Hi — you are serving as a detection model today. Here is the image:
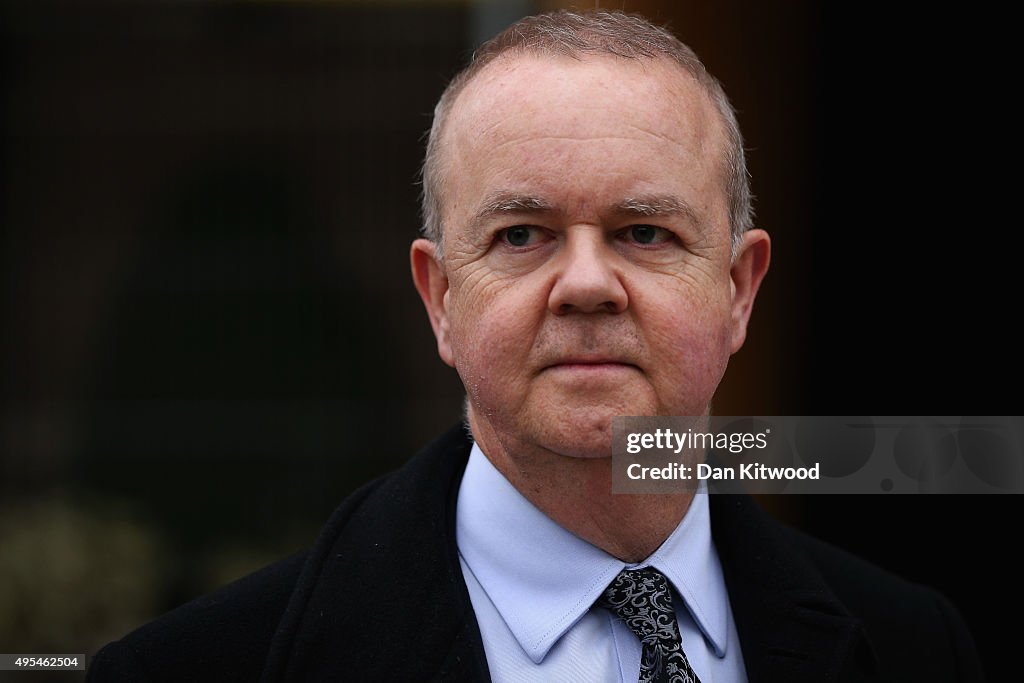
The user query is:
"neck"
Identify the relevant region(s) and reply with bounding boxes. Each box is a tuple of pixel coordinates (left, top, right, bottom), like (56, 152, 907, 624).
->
(469, 415, 694, 563)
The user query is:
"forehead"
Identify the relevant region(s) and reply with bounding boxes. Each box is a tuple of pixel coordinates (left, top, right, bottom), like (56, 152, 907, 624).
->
(454, 53, 719, 142)
(442, 53, 728, 221)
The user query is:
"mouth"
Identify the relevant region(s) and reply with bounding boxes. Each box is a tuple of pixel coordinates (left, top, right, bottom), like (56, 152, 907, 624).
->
(542, 358, 640, 373)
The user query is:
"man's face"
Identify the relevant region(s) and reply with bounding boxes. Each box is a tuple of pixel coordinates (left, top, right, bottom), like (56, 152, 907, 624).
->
(413, 54, 768, 459)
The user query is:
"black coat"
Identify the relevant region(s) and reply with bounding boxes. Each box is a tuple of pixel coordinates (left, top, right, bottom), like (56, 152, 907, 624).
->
(87, 424, 985, 682)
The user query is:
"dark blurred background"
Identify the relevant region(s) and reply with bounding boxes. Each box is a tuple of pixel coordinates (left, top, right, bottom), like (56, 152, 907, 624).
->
(0, 0, 1016, 680)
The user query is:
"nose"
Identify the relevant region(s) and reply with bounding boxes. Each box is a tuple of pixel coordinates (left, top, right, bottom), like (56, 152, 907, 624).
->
(548, 229, 628, 315)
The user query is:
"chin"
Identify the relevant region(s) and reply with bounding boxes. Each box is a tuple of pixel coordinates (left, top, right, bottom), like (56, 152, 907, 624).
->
(529, 406, 628, 459)
(540, 433, 613, 459)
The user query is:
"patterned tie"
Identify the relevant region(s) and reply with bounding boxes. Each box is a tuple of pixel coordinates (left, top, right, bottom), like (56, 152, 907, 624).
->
(598, 567, 702, 683)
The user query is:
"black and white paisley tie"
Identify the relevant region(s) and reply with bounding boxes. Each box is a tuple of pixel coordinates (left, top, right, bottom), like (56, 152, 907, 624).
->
(598, 567, 702, 683)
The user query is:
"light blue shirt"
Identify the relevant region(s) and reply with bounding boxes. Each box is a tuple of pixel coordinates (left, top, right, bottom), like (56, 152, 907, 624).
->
(456, 442, 748, 683)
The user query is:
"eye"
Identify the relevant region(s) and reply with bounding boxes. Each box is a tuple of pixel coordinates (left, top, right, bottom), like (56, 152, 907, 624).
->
(625, 225, 673, 245)
(501, 226, 541, 247)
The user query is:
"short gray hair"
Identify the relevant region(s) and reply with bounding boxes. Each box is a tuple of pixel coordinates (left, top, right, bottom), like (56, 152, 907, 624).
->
(420, 10, 754, 259)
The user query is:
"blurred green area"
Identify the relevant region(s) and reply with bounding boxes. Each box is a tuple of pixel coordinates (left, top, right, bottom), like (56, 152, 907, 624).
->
(0, 496, 164, 654)
(0, 494, 301, 657)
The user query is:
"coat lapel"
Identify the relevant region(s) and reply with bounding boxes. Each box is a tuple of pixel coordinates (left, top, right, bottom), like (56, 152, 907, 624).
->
(262, 424, 490, 682)
(710, 494, 879, 682)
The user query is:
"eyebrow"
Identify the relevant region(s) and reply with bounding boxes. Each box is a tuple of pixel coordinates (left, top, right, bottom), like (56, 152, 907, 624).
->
(470, 191, 702, 232)
(615, 195, 700, 226)
(473, 192, 556, 224)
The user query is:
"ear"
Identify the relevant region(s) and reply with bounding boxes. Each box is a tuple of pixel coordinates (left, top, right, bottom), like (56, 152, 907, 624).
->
(411, 239, 455, 367)
(728, 229, 771, 353)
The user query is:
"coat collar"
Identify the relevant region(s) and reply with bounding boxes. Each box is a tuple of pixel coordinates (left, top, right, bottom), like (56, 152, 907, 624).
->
(710, 494, 879, 682)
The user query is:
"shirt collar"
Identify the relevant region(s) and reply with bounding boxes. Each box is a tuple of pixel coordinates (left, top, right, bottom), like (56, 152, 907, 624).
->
(456, 442, 730, 664)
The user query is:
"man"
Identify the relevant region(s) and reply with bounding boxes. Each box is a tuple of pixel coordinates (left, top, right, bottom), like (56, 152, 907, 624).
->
(88, 10, 984, 682)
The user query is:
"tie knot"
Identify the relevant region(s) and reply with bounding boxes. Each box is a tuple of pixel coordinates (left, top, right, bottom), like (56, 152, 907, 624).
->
(597, 567, 678, 645)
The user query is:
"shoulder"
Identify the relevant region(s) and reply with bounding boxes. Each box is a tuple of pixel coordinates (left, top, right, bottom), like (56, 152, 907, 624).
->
(87, 551, 307, 682)
(86, 424, 476, 682)
(709, 494, 985, 682)
(85, 463, 398, 682)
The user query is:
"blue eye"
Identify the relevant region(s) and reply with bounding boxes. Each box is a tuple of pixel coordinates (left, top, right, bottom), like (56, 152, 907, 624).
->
(631, 226, 657, 244)
(504, 227, 534, 246)
(628, 225, 671, 245)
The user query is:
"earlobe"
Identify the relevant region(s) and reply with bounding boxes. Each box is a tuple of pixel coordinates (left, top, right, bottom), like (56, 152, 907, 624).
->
(410, 239, 456, 367)
(728, 229, 771, 353)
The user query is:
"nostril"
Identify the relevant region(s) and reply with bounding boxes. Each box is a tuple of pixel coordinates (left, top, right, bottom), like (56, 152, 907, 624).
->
(556, 300, 623, 315)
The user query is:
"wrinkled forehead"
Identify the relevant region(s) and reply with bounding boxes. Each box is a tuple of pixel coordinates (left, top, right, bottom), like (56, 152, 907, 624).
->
(442, 52, 729, 181)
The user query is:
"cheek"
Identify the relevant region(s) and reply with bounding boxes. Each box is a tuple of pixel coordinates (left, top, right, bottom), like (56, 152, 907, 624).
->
(446, 282, 544, 403)
(642, 293, 734, 411)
